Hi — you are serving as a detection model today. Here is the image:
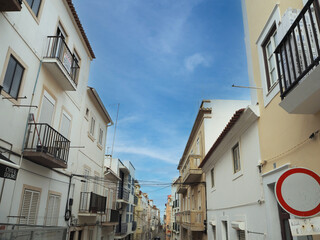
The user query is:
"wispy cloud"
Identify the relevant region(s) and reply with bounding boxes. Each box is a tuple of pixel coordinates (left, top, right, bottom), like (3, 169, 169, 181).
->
(184, 53, 211, 72)
(115, 145, 178, 164)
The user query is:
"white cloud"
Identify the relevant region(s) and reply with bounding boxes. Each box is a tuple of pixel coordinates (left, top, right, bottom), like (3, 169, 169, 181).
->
(184, 53, 210, 72)
(115, 145, 178, 165)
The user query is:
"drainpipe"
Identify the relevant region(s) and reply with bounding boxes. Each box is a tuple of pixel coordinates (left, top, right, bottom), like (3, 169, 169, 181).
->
(7, 60, 42, 224)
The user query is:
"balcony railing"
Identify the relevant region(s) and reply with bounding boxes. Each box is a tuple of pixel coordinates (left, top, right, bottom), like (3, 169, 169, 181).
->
(0, 0, 22, 11)
(132, 221, 137, 231)
(79, 192, 106, 214)
(115, 223, 128, 235)
(43, 36, 79, 91)
(275, 0, 320, 100)
(181, 155, 202, 184)
(23, 123, 70, 168)
(180, 210, 204, 231)
(102, 209, 120, 224)
(117, 185, 130, 202)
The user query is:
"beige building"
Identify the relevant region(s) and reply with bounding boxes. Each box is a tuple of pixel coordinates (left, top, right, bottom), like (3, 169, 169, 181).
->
(133, 182, 148, 240)
(176, 99, 249, 240)
(241, 0, 320, 239)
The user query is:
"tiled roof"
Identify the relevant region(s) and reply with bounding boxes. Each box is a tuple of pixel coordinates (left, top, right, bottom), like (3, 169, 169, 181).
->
(199, 108, 245, 168)
(66, 0, 95, 59)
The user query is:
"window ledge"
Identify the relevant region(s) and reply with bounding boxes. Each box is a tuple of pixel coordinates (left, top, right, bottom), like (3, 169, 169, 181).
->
(1, 90, 19, 105)
(97, 143, 103, 150)
(23, 0, 40, 25)
(87, 132, 95, 142)
(232, 171, 243, 181)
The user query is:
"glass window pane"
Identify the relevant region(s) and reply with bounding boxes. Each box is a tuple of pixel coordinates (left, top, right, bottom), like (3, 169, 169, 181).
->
(10, 63, 23, 99)
(3, 57, 17, 93)
(26, 0, 33, 7)
(31, 0, 41, 16)
(267, 41, 273, 57)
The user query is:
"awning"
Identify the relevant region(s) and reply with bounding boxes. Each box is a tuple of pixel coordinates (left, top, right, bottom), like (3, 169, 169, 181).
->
(0, 153, 19, 180)
(231, 221, 246, 230)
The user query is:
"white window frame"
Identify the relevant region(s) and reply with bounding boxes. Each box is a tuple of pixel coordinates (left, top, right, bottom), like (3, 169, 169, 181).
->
(45, 192, 61, 226)
(256, 5, 281, 107)
(89, 116, 96, 137)
(19, 187, 41, 225)
(98, 126, 104, 146)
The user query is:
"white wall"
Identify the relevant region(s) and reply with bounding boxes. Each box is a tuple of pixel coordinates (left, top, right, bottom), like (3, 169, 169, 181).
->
(204, 118, 267, 240)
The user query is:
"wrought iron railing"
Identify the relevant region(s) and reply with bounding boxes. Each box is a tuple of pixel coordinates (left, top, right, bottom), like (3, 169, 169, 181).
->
(115, 223, 128, 235)
(275, 0, 320, 99)
(79, 192, 106, 213)
(44, 36, 80, 84)
(117, 185, 130, 202)
(0, 223, 67, 240)
(24, 123, 70, 164)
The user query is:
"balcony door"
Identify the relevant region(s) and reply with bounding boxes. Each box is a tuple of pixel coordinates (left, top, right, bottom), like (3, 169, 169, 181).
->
(55, 25, 66, 59)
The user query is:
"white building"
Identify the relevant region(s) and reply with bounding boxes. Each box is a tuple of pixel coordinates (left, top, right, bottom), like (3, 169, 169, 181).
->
(0, 1, 115, 239)
(114, 160, 136, 240)
(199, 106, 268, 240)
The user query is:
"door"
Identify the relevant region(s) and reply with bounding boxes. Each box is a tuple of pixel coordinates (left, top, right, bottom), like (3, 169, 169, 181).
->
(277, 204, 292, 240)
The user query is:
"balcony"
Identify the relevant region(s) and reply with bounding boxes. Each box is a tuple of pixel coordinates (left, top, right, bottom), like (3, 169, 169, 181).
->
(23, 123, 70, 169)
(43, 36, 79, 91)
(0, 0, 22, 11)
(180, 210, 205, 231)
(181, 155, 202, 184)
(102, 209, 120, 226)
(176, 177, 187, 194)
(117, 185, 129, 203)
(132, 221, 137, 231)
(115, 223, 128, 236)
(275, 0, 320, 114)
(79, 192, 107, 215)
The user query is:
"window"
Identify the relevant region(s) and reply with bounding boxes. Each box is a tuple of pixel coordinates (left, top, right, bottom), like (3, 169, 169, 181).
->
(222, 221, 229, 240)
(19, 188, 40, 225)
(25, 0, 42, 16)
(45, 193, 61, 226)
(85, 108, 89, 118)
(90, 117, 95, 136)
(39, 90, 55, 125)
(3, 55, 24, 99)
(98, 127, 103, 145)
(60, 111, 71, 138)
(262, 24, 278, 91)
(211, 167, 215, 188)
(232, 143, 241, 173)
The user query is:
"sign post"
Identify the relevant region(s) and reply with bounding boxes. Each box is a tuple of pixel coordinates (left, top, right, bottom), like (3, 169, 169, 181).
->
(275, 168, 320, 236)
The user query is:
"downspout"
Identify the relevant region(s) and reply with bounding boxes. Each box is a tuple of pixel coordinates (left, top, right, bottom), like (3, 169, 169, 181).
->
(7, 60, 42, 223)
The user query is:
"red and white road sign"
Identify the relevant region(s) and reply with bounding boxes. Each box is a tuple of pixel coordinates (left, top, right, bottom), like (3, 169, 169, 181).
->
(275, 168, 320, 218)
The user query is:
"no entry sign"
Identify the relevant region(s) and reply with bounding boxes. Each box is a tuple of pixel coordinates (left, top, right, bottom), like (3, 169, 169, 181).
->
(275, 168, 320, 218)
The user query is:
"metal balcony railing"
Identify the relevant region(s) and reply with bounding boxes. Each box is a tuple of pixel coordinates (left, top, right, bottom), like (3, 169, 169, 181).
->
(45, 36, 80, 85)
(275, 0, 320, 99)
(117, 185, 129, 202)
(0, 224, 66, 240)
(115, 223, 128, 235)
(79, 192, 107, 213)
(24, 123, 70, 167)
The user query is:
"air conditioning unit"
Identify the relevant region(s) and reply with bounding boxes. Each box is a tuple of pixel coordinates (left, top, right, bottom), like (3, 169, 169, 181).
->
(116, 202, 122, 209)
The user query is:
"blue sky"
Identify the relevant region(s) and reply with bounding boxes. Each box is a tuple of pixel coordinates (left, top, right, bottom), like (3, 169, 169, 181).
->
(73, 0, 250, 215)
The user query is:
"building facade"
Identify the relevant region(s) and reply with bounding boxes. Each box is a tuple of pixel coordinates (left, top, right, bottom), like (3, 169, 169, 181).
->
(200, 106, 268, 240)
(241, 0, 320, 239)
(176, 99, 249, 240)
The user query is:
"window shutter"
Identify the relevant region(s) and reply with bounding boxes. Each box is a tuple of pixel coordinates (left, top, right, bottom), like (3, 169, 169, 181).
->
(60, 112, 71, 138)
(239, 230, 246, 240)
(39, 94, 55, 125)
(46, 194, 61, 226)
(20, 189, 40, 225)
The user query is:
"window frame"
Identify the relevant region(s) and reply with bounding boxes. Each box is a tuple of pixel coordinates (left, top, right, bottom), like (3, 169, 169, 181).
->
(45, 191, 61, 226)
(23, 0, 44, 23)
(2, 54, 25, 100)
(89, 116, 96, 137)
(18, 185, 41, 225)
(232, 143, 241, 174)
(262, 24, 278, 91)
(210, 167, 215, 188)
